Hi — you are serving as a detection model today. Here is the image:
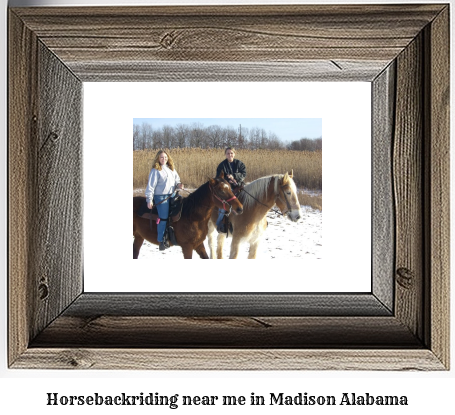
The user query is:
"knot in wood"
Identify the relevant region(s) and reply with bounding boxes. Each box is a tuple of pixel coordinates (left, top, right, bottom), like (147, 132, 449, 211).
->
(396, 267, 414, 289)
(48, 131, 60, 142)
(38, 282, 49, 300)
(160, 31, 179, 49)
(60, 350, 94, 369)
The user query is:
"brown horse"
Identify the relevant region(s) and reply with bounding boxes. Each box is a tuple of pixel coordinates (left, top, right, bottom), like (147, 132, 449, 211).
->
(207, 172, 301, 259)
(133, 172, 243, 259)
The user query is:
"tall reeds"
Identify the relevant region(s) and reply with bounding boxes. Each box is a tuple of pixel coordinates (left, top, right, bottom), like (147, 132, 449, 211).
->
(133, 148, 322, 209)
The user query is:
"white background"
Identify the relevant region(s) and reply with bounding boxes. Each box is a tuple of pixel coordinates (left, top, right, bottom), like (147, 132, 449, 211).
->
(84, 82, 371, 292)
(1, 0, 454, 414)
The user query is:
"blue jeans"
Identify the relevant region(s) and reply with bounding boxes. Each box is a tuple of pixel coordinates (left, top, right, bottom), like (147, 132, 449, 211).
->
(216, 208, 226, 228)
(154, 193, 172, 242)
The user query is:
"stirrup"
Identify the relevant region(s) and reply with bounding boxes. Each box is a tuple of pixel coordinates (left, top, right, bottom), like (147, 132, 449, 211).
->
(217, 223, 227, 234)
(168, 225, 178, 245)
(159, 241, 169, 251)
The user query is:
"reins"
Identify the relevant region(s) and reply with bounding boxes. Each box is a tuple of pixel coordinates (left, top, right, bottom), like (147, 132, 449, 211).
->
(241, 187, 285, 217)
(176, 177, 292, 218)
(241, 177, 293, 217)
(209, 183, 237, 215)
(178, 183, 237, 213)
(153, 194, 173, 207)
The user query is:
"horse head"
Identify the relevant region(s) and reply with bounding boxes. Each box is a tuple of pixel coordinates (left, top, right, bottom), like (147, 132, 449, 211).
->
(209, 173, 244, 215)
(275, 170, 301, 222)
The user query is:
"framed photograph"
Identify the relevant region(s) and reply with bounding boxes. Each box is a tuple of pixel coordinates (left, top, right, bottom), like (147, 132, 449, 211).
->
(85, 83, 370, 293)
(8, 4, 449, 370)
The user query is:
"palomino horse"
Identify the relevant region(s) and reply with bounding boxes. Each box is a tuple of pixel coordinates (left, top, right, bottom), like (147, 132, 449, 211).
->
(133, 172, 243, 259)
(207, 171, 301, 259)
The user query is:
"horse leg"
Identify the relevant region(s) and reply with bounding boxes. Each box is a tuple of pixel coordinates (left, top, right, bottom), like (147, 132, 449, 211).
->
(207, 220, 217, 259)
(229, 235, 241, 259)
(216, 233, 226, 259)
(133, 235, 144, 259)
(247, 241, 260, 259)
(247, 220, 266, 259)
(181, 244, 193, 259)
(195, 243, 209, 259)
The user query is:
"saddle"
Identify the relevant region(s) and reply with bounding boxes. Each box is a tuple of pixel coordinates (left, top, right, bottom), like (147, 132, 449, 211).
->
(138, 193, 183, 222)
(137, 194, 184, 246)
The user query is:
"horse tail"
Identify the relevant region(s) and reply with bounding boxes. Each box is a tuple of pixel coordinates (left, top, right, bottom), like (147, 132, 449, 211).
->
(133, 196, 144, 214)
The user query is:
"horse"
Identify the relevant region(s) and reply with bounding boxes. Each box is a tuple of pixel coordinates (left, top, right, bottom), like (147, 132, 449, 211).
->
(207, 171, 301, 259)
(133, 172, 243, 259)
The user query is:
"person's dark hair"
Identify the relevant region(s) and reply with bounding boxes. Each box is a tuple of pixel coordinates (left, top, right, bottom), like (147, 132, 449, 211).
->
(225, 147, 235, 154)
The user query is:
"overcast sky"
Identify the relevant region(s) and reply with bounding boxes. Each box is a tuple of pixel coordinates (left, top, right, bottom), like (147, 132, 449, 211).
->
(133, 118, 322, 143)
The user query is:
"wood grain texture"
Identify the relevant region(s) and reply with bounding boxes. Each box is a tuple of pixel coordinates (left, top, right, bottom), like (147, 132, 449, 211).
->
(393, 34, 424, 340)
(372, 63, 395, 312)
(33, 42, 83, 338)
(424, 6, 450, 369)
(8, 11, 39, 366)
(70, 61, 388, 82)
(9, 10, 84, 365)
(11, 5, 445, 82)
(31, 316, 421, 349)
(61, 293, 392, 317)
(8, 4, 450, 370)
(13, 349, 445, 371)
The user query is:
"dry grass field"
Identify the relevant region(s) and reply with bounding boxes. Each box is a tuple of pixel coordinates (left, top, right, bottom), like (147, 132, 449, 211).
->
(133, 148, 322, 209)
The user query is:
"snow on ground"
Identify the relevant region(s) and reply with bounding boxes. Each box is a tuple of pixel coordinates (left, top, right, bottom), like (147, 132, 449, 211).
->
(135, 205, 322, 260)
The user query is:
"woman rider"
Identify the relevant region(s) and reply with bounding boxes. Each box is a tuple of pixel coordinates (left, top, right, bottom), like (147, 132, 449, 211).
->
(215, 147, 246, 233)
(145, 150, 184, 250)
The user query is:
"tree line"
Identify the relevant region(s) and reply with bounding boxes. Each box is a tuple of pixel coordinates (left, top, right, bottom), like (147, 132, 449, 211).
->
(133, 122, 322, 152)
(287, 137, 322, 152)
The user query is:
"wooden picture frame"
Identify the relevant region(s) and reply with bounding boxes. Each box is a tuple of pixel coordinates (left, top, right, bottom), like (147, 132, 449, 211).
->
(8, 4, 449, 370)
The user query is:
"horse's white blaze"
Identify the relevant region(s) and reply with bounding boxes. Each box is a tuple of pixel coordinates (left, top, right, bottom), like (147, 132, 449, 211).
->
(289, 178, 298, 195)
(285, 178, 302, 222)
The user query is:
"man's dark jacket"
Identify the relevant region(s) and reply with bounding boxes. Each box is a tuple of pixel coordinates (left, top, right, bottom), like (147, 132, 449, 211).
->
(216, 159, 246, 187)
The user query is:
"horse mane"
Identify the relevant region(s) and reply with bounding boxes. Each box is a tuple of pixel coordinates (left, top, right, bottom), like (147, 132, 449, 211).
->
(181, 181, 210, 216)
(239, 174, 284, 209)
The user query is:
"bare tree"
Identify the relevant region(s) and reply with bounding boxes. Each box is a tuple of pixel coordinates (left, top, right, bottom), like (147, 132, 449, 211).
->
(162, 125, 175, 148)
(224, 126, 237, 148)
(189, 123, 205, 147)
(133, 124, 140, 150)
(268, 131, 283, 150)
(206, 125, 224, 148)
(288, 137, 322, 151)
(238, 124, 248, 149)
(175, 124, 189, 148)
(249, 127, 262, 150)
(139, 122, 153, 150)
(260, 128, 269, 149)
(132, 121, 318, 151)
(152, 129, 163, 149)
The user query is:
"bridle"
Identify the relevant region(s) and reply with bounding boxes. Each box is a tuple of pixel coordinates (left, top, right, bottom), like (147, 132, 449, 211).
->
(275, 183, 293, 215)
(241, 176, 294, 217)
(209, 182, 237, 215)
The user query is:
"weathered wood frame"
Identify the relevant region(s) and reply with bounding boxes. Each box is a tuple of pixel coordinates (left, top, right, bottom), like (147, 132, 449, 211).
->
(8, 5, 449, 370)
